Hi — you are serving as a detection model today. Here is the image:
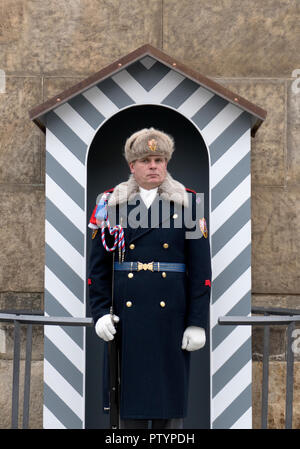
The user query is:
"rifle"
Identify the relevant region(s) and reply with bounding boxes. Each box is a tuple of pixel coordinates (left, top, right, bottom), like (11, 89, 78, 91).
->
(108, 251, 120, 429)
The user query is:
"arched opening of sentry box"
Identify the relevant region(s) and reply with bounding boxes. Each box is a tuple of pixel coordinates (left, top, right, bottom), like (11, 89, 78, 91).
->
(85, 103, 210, 429)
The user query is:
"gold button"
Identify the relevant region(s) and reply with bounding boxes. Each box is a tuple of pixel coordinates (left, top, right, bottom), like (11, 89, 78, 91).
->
(126, 301, 132, 307)
(173, 213, 178, 219)
(160, 301, 166, 308)
(162, 272, 167, 278)
(129, 244, 135, 250)
(163, 243, 169, 249)
(128, 272, 134, 278)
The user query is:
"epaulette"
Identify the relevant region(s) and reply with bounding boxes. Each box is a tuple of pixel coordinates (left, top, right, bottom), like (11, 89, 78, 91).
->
(185, 187, 197, 195)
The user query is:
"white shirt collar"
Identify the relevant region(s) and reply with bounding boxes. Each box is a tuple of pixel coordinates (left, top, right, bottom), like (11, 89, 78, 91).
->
(139, 186, 158, 209)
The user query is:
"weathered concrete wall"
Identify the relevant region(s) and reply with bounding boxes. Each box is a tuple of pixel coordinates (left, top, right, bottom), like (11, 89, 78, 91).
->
(0, 0, 299, 428)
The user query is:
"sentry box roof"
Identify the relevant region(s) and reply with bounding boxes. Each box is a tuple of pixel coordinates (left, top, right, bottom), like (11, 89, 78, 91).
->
(28, 43, 267, 136)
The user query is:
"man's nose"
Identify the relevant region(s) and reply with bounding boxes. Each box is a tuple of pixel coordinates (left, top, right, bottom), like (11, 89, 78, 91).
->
(149, 160, 157, 168)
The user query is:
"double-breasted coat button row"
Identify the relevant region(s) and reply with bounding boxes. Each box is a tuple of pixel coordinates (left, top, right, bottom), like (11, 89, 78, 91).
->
(128, 271, 167, 278)
(129, 242, 169, 249)
(125, 300, 166, 308)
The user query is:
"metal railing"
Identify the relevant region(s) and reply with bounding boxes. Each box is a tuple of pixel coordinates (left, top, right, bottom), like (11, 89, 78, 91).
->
(0, 310, 93, 429)
(218, 306, 300, 429)
(1, 307, 299, 429)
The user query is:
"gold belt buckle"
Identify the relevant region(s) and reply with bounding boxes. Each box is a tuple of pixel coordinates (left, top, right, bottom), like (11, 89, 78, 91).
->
(137, 261, 154, 272)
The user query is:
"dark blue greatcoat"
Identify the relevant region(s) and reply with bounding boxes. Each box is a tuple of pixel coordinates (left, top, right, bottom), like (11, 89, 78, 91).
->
(88, 189, 211, 420)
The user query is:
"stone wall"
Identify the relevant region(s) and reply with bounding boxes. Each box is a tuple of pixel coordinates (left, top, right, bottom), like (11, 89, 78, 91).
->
(0, 0, 299, 429)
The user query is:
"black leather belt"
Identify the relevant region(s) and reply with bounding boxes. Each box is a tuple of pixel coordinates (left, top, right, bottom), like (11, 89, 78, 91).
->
(114, 261, 186, 272)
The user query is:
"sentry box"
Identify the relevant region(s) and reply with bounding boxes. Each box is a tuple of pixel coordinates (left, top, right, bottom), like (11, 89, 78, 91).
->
(29, 44, 267, 429)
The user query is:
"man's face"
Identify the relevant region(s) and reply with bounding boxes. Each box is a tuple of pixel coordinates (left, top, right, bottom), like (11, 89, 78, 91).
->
(129, 155, 168, 190)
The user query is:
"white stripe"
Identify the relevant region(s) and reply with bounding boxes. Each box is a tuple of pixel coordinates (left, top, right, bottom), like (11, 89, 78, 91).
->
(212, 326, 251, 375)
(178, 86, 214, 117)
(202, 102, 243, 146)
(212, 221, 251, 280)
(54, 103, 95, 145)
(88, 223, 98, 229)
(112, 70, 147, 103)
(82, 86, 119, 117)
(43, 405, 66, 429)
(45, 267, 84, 317)
(211, 131, 250, 189)
(46, 220, 84, 278)
(212, 360, 252, 420)
(44, 359, 83, 420)
(146, 70, 185, 103)
(230, 406, 252, 429)
(46, 130, 85, 187)
(211, 267, 251, 328)
(46, 174, 85, 233)
(211, 175, 251, 233)
(44, 324, 84, 372)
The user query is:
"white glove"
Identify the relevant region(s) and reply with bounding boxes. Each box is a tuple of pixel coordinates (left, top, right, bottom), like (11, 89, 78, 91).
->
(181, 326, 206, 351)
(95, 314, 120, 342)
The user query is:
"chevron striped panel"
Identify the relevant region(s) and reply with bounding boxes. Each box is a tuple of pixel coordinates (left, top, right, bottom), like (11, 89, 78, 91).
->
(43, 55, 252, 428)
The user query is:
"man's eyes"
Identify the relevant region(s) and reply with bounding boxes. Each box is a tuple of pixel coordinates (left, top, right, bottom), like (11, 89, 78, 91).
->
(142, 159, 163, 163)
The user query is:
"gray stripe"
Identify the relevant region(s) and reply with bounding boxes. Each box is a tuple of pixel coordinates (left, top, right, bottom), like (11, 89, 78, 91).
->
(162, 78, 200, 108)
(140, 56, 157, 69)
(211, 151, 250, 211)
(46, 111, 87, 164)
(44, 383, 82, 429)
(213, 337, 252, 397)
(96, 77, 135, 108)
(68, 95, 105, 129)
(46, 151, 85, 209)
(127, 60, 170, 91)
(209, 112, 251, 165)
(45, 244, 84, 301)
(212, 244, 251, 304)
(44, 289, 84, 348)
(192, 95, 228, 130)
(212, 291, 251, 350)
(211, 198, 251, 256)
(213, 384, 252, 429)
(44, 336, 83, 395)
(46, 197, 84, 256)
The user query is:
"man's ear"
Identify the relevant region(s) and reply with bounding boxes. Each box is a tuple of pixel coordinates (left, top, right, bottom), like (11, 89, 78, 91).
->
(129, 161, 135, 174)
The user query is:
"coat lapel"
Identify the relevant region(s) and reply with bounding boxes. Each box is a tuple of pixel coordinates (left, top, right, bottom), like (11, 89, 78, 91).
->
(106, 171, 189, 246)
(127, 195, 177, 244)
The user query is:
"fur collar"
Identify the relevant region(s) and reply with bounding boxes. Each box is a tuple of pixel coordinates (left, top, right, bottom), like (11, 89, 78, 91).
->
(107, 172, 189, 208)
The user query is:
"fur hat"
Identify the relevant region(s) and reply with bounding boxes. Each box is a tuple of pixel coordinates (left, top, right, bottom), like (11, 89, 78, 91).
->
(124, 127, 175, 163)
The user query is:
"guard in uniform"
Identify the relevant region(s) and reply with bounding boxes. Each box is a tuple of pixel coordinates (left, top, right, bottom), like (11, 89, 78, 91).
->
(88, 127, 212, 429)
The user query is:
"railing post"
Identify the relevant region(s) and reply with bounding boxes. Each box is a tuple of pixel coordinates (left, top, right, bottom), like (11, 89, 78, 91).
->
(261, 315, 270, 429)
(285, 321, 295, 429)
(11, 320, 21, 429)
(23, 324, 33, 429)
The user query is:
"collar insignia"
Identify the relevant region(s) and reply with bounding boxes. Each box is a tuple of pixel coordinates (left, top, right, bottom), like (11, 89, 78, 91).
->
(199, 217, 208, 238)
